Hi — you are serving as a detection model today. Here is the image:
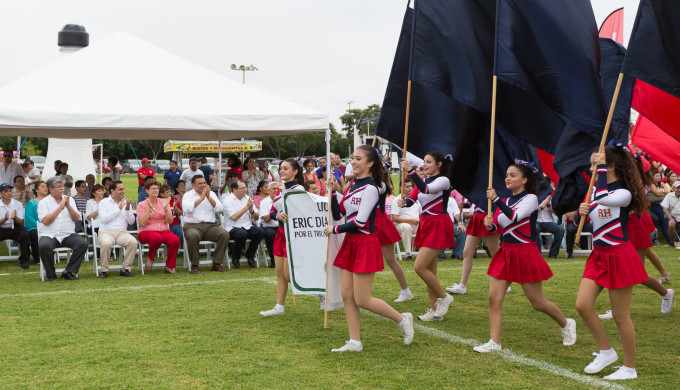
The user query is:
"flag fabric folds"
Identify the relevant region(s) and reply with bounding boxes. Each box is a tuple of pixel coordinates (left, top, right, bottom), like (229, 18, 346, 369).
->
(632, 115, 680, 176)
(598, 38, 634, 144)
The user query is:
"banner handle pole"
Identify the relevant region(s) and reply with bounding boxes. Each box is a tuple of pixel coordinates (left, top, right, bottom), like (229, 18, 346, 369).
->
(576, 73, 624, 242)
(401, 80, 413, 199)
(324, 128, 332, 328)
(371, 134, 378, 147)
(487, 75, 498, 217)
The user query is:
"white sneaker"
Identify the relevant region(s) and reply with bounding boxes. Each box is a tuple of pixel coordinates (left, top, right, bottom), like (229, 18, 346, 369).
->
(445, 283, 467, 294)
(417, 308, 443, 322)
(597, 310, 613, 320)
(398, 313, 414, 345)
(603, 366, 637, 380)
(473, 339, 501, 353)
(259, 306, 285, 316)
(506, 285, 512, 293)
(561, 318, 577, 346)
(659, 273, 671, 284)
(433, 294, 454, 317)
(394, 290, 414, 302)
(584, 350, 618, 374)
(331, 340, 363, 352)
(661, 289, 675, 314)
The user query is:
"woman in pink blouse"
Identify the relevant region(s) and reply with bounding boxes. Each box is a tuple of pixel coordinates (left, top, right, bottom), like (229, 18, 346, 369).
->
(137, 180, 180, 273)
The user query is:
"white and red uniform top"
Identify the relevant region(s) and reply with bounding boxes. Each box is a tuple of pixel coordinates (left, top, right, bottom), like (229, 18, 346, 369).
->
(575, 164, 631, 247)
(269, 181, 304, 227)
(488, 191, 538, 244)
(331, 177, 379, 234)
(404, 170, 451, 216)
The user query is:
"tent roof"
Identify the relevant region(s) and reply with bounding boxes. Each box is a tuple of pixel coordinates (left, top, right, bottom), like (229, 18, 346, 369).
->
(0, 32, 328, 139)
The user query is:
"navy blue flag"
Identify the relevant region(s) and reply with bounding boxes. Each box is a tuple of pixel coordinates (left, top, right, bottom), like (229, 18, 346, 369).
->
(599, 38, 634, 144)
(494, 0, 608, 214)
(375, 3, 542, 210)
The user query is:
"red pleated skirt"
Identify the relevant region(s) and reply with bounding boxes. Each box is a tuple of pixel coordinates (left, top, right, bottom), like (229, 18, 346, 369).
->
(414, 214, 455, 249)
(487, 242, 553, 284)
(582, 242, 648, 289)
(641, 211, 656, 234)
(334, 233, 384, 273)
(375, 211, 401, 246)
(466, 211, 498, 237)
(273, 226, 287, 258)
(627, 213, 652, 250)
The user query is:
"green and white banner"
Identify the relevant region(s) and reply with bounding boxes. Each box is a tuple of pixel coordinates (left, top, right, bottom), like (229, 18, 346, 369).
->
(283, 191, 344, 311)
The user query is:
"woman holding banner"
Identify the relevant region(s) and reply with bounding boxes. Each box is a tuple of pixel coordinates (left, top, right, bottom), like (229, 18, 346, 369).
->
(474, 163, 575, 354)
(325, 145, 414, 352)
(398, 151, 455, 321)
(575, 147, 649, 380)
(259, 158, 305, 317)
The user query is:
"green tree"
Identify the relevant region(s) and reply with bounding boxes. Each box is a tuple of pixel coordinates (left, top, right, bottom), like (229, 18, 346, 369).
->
(339, 104, 381, 138)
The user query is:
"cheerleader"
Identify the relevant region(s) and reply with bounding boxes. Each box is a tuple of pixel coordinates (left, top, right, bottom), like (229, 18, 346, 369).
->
(325, 145, 414, 352)
(474, 163, 575, 353)
(375, 169, 413, 302)
(399, 151, 456, 321)
(259, 158, 305, 316)
(446, 202, 501, 295)
(575, 147, 649, 380)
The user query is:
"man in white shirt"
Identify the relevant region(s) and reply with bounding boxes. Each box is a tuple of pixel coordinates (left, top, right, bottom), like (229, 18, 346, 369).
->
(391, 178, 420, 261)
(535, 193, 564, 259)
(37, 177, 87, 281)
(445, 196, 466, 260)
(180, 157, 204, 191)
(0, 151, 23, 186)
(0, 183, 30, 268)
(662, 181, 680, 244)
(222, 180, 263, 268)
(182, 175, 229, 273)
(258, 182, 279, 268)
(97, 180, 138, 278)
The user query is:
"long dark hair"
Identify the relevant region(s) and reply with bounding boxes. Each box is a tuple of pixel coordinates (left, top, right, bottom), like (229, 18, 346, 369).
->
(604, 146, 648, 214)
(382, 168, 393, 196)
(509, 163, 537, 195)
(426, 150, 450, 177)
(355, 145, 383, 188)
(634, 155, 651, 188)
(281, 158, 305, 184)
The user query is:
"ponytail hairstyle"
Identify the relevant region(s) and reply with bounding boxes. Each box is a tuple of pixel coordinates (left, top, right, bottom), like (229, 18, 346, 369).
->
(282, 157, 305, 184)
(382, 168, 393, 196)
(356, 145, 383, 189)
(604, 145, 648, 214)
(509, 163, 537, 195)
(425, 150, 451, 177)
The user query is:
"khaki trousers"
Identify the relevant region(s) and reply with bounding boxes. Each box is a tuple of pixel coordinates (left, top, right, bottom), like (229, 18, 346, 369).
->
(99, 230, 139, 272)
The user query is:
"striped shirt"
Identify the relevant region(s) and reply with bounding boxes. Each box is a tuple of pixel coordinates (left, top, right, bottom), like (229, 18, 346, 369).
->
(488, 191, 538, 244)
(331, 177, 379, 234)
(404, 171, 451, 216)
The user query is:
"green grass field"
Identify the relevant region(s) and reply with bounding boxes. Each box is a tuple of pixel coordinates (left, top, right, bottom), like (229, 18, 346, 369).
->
(0, 234, 678, 389)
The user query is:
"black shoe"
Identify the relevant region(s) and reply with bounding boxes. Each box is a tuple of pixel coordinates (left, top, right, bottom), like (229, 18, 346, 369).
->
(44, 276, 56, 282)
(452, 255, 463, 260)
(405, 255, 413, 262)
(566, 253, 574, 259)
(119, 269, 134, 277)
(247, 257, 257, 268)
(98, 272, 108, 279)
(231, 259, 241, 269)
(269, 262, 276, 269)
(548, 254, 558, 259)
(61, 271, 78, 280)
(20, 261, 29, 269)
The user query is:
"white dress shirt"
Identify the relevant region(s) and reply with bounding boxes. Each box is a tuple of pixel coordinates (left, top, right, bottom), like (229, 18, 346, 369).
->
(0, 198, 24, 228)
(446, 199, 460, 224)
(222, 193, 254, 230)
(37, 195, 78, 241)
(390, 197, 421, 220)
(98, 197, 136, 231)
(180, 168, 204, 191)
(182, 189, 222, 223)
(0, 162, 23, 186)
(258, 196, 278, 228)
(85, 198, 101, 227)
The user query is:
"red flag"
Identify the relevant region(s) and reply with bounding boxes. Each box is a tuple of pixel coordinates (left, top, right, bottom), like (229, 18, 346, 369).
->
(599, 7, 624, 44)
(631, 80, 680, 142)
(631, 115, 680, 175)
(536, 149, 559, 185)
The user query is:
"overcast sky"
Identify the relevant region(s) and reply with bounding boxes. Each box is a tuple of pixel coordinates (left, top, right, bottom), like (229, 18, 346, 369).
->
(0, 0, 639, 132)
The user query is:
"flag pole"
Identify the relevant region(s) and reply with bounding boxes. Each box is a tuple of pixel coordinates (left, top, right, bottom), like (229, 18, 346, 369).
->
(401, 80, 413, 198)
(576, 73, 625, 242)
(280, 173, 297, 306)
(487, 75, 498, 217)
(324, 128, 332, 329)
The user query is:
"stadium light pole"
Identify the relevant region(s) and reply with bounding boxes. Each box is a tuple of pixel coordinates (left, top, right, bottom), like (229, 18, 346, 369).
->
(230, 64, 258, 84)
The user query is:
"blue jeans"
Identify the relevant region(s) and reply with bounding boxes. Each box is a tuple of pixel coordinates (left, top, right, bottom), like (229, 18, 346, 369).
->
(650, 203, 671, 245)
(451, 223, 466, 257)
(137, 185, 147, 203)
(536, 221, 564, 256)
(169, 224, 183, 248)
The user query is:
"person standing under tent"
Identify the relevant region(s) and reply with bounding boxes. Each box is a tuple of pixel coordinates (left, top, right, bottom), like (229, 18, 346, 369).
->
(107, 156, 120, 182)
(180, 158, 204, 192)
(137, 158, 156, 203)
(163, 160, 182, 194)
(0, 151, 23, 186)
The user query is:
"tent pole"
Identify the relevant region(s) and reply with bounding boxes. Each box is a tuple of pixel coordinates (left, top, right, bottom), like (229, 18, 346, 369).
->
(218, 140, 223, 190)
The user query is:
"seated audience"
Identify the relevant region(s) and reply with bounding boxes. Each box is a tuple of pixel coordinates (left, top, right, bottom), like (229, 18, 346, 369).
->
(564, 210, 593, 258)
(84, 174, 96, 199)
(222, 180, 263, 268)
(536, 193, 564, 259)
(390, 178, 420, 261)
(182, 175, 229, 274)
(0, 183, 30, 268)
(303, 180, 321, 196)
(662, 181, 680, 246)
(73, 180, 89, 212)
(25, 181, 47, 265)
(101, 177, 113, 197)
(97, 181, 138, 278)
(160, 184, 183, 245)
(86, 184, 105, 260)
(258, 182, 279, 268)
(11, 175, 34, 207)
(252, 181, 268, 209)
(37, 177, 87, 280)
(22, 160, 40, 189)
(137, 180, 180, 274)
(173, 180, 186, 204)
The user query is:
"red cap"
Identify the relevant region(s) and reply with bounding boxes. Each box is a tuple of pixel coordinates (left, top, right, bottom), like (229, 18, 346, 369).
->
(141, 158, 150, 163)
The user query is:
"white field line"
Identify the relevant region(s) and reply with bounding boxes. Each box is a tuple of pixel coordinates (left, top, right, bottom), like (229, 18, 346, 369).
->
(364, 311, 631, 390)
(376, 260, 584, 277)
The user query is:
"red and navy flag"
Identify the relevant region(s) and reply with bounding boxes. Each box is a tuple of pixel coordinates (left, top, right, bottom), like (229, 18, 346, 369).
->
(598, 7, 624, 44)
(599, 38, 635, 144)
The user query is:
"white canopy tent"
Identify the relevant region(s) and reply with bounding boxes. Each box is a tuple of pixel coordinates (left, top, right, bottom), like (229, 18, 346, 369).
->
(0, 32, 328, 138)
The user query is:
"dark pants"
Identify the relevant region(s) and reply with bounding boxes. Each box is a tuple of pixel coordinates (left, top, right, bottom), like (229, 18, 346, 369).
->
(650, 203, 671, 245)
(262, 226, 277, 264)
(29, 229, 40, 263)
(39, 233, 88, 278)
(0, 226, 30, 263)
(536, 221, 565, 256)
(229, 226, 264, 261)
(451, 223, 467, 257)
(169, 224, 183, 248)
(138, 184, 147, 203)
(565, 222, 593, 254)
